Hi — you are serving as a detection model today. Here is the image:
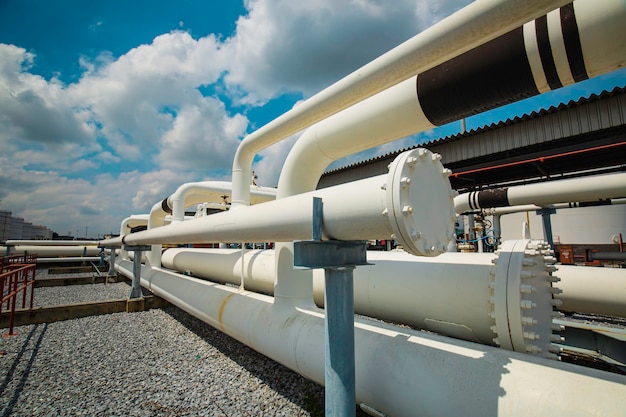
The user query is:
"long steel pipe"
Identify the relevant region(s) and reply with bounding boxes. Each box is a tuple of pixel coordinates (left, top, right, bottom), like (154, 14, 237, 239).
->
(2, 246, 101, 257)
(145, 181, 276, 267)
(5, 240, 100, 246)
(114, 258, 626, 417)
(454, 173, 626, 213)
(230, 0, 573, 209)
(101, 149, 457, 258)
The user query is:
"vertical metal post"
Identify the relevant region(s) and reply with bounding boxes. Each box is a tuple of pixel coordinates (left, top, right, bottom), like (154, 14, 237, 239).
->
(536, 208, 556, 248)
(130, 250, 142, 299)
(324, 266, 356, 417)
(293, 197, 367, 417)
(107, 248, 117, 277)
(124, 246, 150, 299)
(493, 214, 502, 243)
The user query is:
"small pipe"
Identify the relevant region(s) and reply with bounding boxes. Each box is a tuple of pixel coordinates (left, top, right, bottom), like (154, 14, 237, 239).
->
(454, 172, 626, 213)
(5, 240, 100, 246)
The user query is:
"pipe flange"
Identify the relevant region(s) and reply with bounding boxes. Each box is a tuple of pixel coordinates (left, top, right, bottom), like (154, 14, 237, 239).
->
(385, 148, 456, 257)
(490, 239, 563, 360)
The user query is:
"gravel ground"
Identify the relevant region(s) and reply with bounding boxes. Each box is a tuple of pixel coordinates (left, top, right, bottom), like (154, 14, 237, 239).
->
(32, 282, 131, 307)
(1, 306, 328, 416)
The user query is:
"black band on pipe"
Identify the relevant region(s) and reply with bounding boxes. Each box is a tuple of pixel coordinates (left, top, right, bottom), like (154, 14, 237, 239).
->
(535, 15, 563, 90)
(477, 188, 509, 209)
(417, 28, 538, 126)
(560, 3, 588, 83)
(161, 198, 172, 214)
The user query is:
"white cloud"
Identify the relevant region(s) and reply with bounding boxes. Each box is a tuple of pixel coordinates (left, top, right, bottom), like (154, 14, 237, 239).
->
(157, 97, 248, 171)
(0, 44, 96, 147)
(219, 0, 471, 102)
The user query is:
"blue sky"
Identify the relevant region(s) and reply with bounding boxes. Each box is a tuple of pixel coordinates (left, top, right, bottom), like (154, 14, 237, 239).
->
(1, 0, 624, 238)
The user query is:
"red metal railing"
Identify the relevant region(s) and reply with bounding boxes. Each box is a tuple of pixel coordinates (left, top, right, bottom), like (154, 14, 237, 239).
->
(1, 254, 37, 336)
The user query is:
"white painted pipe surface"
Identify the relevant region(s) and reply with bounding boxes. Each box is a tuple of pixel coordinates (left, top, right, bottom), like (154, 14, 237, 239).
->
(116, 259, 626, 417)
(480, 198, 626, 216)
(557, 265, 626, 318)
(118, 214, 149, 261)
(36, 257, 102, 264)
(145, 181, 277, 268)
(231, 0, 571, 208)
(455, 173, 626, 213)
(5, 240, 100, 246)
(167, 181, 276, 223)
(3, 246, 101, 257)
(162, 245, 626, 342)
(102, 150, 456, 257)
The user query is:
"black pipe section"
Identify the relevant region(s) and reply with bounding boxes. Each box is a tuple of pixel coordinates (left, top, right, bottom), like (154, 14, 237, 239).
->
(468, 188, 510, 210)
(417, 2, 587, 126)
(161, 198, 172, 214)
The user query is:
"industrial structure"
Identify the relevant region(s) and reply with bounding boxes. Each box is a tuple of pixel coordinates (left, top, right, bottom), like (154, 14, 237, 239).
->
(4, 1, 626, 416)
(0, 211, 53, 241)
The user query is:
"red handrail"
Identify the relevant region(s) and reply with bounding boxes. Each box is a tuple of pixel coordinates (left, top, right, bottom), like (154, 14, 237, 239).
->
(1, 255, 37, 337)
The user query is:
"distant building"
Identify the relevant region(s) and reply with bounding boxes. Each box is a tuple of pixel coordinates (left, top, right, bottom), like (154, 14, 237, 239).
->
(0, 210, 54, 242)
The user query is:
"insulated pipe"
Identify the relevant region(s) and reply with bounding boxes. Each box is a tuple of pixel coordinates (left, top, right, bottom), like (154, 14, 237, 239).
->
(273, 0, 626, 302)
(480, 198, 626, 216)
(556, 265, 626, 317)
(101, 149, 457, 259)
(161, 244, 625, 339)
(146, 181, 277, 268)
(2, 246, 101, 257)
(35, 257, 102, 264)
(115, 258, 626, 417)
(118, 215, 149, 261)
(166, 181, 277, 223)
(230, 0, 573, 209)
(5, 240, 100, 246)
(455, 172, 626, 213)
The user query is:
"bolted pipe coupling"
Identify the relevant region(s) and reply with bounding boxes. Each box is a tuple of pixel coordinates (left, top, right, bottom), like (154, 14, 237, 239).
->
(385, 148, 457, 256)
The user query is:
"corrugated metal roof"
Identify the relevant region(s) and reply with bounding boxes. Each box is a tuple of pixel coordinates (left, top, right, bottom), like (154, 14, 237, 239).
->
(323, 85, 626, 175)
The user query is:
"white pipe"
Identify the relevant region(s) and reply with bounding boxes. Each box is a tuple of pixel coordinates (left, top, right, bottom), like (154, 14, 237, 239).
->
(455, 172, 626, 213)
(3, 246, 101, 257)
(556, 265, 626, 318)
(481, 198, 626, 216)
(5, 240, 100, 246)
(230, 0, 573, 209)
(167, 181, 276, 223)
(115, 258, 626, 417)
(144, 181, 277, 268)
(118, 214, 149, 261)
(161, 245, 626, 342)
(102, 149, 457, 258)
(36, 256, 102, 264)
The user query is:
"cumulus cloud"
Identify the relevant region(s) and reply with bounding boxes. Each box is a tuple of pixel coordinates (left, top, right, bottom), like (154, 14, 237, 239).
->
(68, 31, 226, 161)
(0, 44, 96, 146)
(220, 0, 471, 103)
(157, 97, 248, 172)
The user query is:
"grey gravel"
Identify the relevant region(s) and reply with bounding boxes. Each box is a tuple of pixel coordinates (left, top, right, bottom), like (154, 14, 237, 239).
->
(2, 269, 371, 416)
(1, 306, 326, 416)
(33, 282, 131, 307)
